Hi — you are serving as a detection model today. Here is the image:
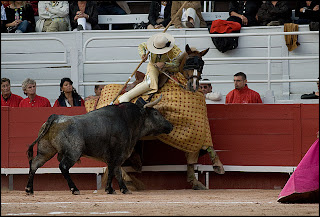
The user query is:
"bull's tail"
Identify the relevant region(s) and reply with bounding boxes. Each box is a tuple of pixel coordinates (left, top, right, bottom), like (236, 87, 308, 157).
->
(27, 114, 58, 161)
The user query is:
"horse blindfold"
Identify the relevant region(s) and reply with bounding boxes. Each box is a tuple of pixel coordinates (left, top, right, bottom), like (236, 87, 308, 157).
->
(183, 56, 204, 71)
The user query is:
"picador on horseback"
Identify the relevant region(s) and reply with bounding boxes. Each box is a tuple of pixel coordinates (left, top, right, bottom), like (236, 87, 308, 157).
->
(85, 31, 225, 191)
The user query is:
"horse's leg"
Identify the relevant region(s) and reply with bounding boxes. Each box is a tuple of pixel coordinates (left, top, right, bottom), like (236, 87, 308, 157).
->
(206, 146, 225, 174)
(185, 151, 207, 190)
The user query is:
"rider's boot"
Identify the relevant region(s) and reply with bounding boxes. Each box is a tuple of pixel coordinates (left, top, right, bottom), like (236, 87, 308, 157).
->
(207, 146, 225, 174)
(187, 164, 207, 190)
(118, 81, 151, 103)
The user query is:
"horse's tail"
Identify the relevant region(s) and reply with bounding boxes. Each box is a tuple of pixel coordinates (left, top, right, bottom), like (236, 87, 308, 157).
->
(27, 114, 58, 161)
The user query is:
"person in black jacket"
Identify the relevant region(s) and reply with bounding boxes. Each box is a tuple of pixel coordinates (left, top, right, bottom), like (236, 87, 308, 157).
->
(69, 1, 100, 31)
(4, 1, 35, 33)
(147, 1, 172, 29)
(294, 0, 320, 24)
(227, 0, 262, 27)
(53, 77, 85, 107)
(257, 1, 292, 26)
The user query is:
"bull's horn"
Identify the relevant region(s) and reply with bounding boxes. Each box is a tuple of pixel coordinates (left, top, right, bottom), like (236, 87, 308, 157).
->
(144, 94, 162, 108)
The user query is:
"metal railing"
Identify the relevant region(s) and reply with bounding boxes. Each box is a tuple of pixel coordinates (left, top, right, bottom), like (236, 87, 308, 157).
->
(1, 37, 68, 65)
(3, 30, 319, 94)
(81, 31, 319, 89)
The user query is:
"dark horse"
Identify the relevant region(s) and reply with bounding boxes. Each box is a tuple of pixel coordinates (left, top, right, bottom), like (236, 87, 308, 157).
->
(87, 44, 225, 190)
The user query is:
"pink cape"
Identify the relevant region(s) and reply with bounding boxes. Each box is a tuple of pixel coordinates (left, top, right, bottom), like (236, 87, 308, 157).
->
(278, 139, 319, 203)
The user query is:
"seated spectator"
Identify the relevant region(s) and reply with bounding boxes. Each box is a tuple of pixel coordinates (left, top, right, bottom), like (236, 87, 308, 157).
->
(1, 77, 23, 107)
(200, 78, 223, 103)
(19, 78, 51, 107)
(69, 1, 100, 31)
(84, 83, 104, 101)
(147, 1, 172, 29)
(5, 1, 35, 33)
(53, 77, 85, 107)
(27, 1, 39, 16)
(225, 72, 262, 104)
(171, 1, 206, 28)
(228, 0, 262, 27)
(36, 1, 70, 32)
(1, 1, 10, 8)
(301, 78, 319, 99)
(294, 0, 320, 24)
(200, 78, 213, 95)
(97, 1, 130, 30)
(1, 2, 7, 33)
(257, 1, 292, 26)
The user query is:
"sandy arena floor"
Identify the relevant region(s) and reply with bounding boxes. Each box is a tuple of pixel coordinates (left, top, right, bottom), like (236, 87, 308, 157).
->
(1, 189, 319, 216)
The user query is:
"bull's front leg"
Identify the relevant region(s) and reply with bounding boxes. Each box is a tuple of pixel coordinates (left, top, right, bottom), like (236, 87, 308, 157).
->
(115, 166, 131, 194)
(105, 166, 116, 194)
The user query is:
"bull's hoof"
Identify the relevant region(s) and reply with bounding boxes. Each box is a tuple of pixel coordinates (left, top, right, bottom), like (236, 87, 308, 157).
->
(71, 188, 80, 195)
(25, 187, 34, 195)
(72, 190, 80, 195)
(121, 188, 132, 194)
(106, 188, 116, 194)
(191, 180, 208, 190)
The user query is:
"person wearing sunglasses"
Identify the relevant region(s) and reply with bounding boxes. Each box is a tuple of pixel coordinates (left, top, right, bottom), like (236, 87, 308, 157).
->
(200, 78, 223, 103)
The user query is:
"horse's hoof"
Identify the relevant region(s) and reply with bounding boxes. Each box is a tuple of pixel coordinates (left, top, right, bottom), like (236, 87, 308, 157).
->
(191, 180, 208, 190)
(213, 165, 225, 174)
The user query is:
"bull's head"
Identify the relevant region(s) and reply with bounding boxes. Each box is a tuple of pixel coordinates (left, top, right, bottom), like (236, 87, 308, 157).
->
(137, 95, 173, 136)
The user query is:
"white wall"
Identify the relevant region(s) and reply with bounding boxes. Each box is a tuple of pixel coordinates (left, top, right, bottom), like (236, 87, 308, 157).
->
(1, 25, 318, 105)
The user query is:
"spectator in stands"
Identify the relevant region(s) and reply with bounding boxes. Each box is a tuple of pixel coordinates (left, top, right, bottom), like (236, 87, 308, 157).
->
(171, 1, 207, 28)
(147, 1, 172, 29)
(200, 78, 223, 102)
(97, 1, 130, 30)
(118, 32, 182, 103)
(19, 78, 51, 107)
(228, 1, 262, 27)
(36, 1, 70, 32)
(84, 82, 105, 101)
(1, 1, 10, 8)
(200, 78, 213, 95)
(5, 1, 35, 33)
(69, 1, 100, 31)
(225, 72, 262, 104)
(1, 2, 7, 32)
(1, 78, 23, 107)
(27, 1, 38, 16)
(294, 0, 320, 24)
(257, 1, 292, 26)
(53, 77, 85, 107)
(301, 78, 319, 99)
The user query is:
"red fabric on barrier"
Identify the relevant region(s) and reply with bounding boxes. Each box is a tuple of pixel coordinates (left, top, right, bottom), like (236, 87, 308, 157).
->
(209, 19, 241, 34)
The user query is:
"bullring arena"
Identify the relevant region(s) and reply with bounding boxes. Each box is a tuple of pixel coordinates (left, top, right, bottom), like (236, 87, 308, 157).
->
(1, 1, 319, 216)
(1, 189, 319, 216)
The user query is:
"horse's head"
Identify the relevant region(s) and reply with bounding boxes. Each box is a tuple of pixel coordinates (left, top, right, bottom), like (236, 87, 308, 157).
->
(181, 44, 209, 92)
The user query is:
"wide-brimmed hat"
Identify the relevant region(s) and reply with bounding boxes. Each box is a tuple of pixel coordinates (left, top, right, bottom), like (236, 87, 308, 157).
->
(147, 33, 175, 54)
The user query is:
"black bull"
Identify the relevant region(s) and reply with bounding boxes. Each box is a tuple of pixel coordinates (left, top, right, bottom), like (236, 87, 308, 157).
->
(25, 97, 173, 195)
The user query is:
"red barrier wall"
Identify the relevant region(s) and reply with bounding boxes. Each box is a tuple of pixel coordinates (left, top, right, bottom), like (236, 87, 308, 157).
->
(1, 104, 319, 190)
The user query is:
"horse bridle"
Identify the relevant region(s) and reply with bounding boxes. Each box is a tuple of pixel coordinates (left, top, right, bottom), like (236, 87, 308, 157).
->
(183, 56, 204, 80)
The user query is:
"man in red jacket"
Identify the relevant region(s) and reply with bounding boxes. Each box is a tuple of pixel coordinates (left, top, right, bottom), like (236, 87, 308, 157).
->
(226, 72, 262, 104)
(1, 78, 23, 107)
